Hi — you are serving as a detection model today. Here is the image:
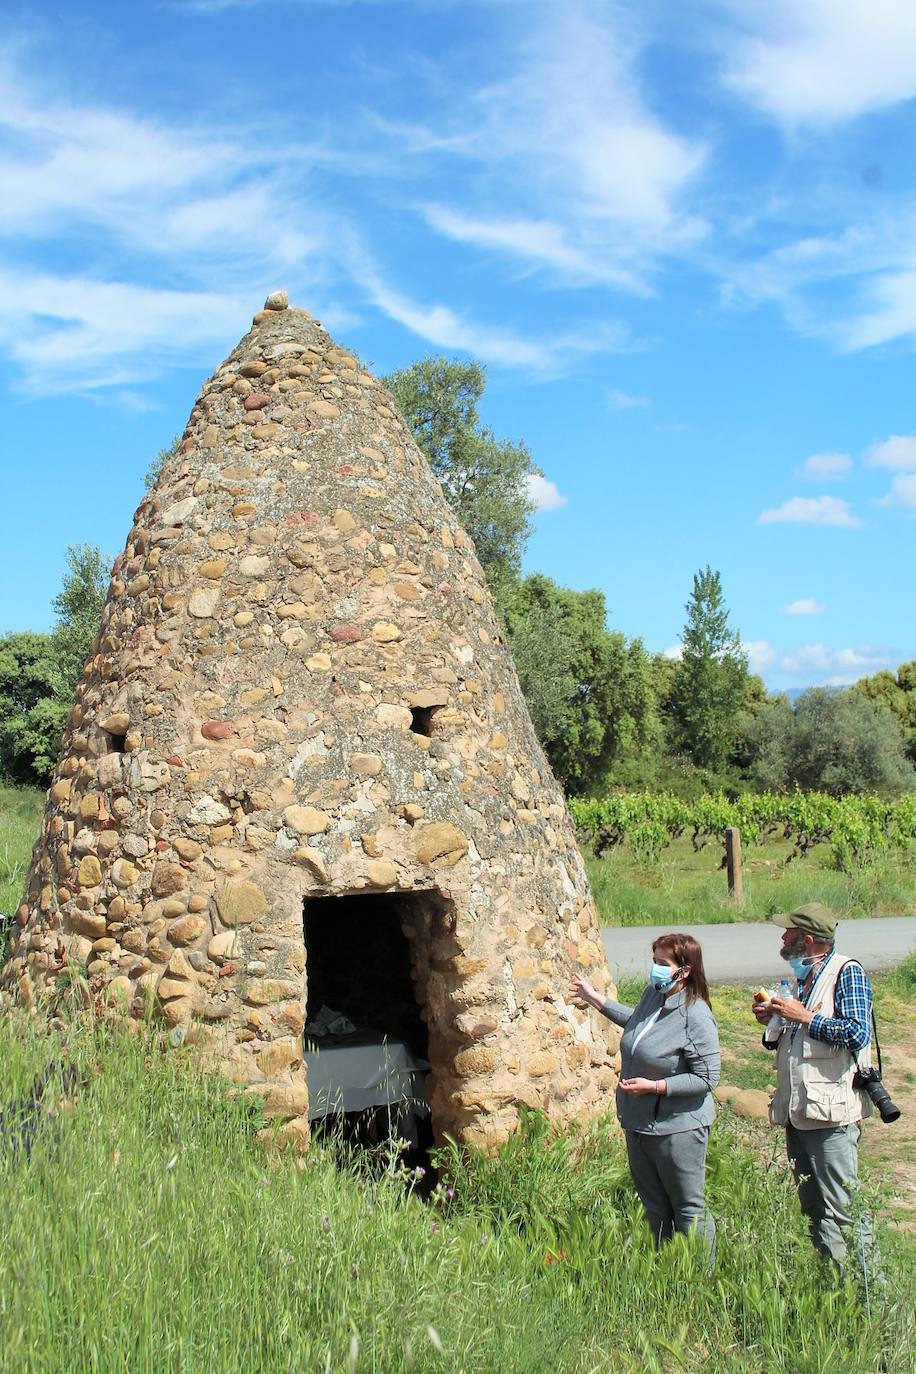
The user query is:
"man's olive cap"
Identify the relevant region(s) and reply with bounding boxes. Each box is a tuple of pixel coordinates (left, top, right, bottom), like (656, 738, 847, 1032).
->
(769, 902, 838, 941)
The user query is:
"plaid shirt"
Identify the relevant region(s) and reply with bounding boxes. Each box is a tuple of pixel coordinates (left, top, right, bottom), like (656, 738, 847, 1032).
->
(799, 956, 872, 1054)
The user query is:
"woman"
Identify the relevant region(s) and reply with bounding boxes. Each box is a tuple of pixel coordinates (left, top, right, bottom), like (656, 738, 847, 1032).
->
(571, 933, 720, 1262)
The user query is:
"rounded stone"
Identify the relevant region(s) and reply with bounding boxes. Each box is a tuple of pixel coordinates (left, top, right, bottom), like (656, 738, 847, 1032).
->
(240, 555, 270, 577)
(366, 859, 398, 888)
(350, 753, 383, 778)
(291, 848, 327, 880)
(256, 1038, 302, 1076)
(106, 976, 134, 1008)
(414, 822, 468, 867)
(209, 929, 242, 962)
(201, 720, 234, 740)
(375, 704, 412, 729)
(189, 587, 221, 619)
(168, 915, 208, 946)
(173, 838, 203, 862)
(216, 878, 268, 927)
(66, 909, 107, 939)
(77, 855, 103, 888)
(454, 1046, 499, 1076)
(100, 712, 130, 736)
(111, 858, 141, 888)
(282, 805, 330, 836)
(151, 861, 187, 897)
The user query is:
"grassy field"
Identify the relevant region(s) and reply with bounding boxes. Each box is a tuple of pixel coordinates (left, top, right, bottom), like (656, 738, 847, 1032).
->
(1, 784, 914, 1369)
(1, 1004, 914, 1374)
(587, 833, 916, 926)
(0, 785, 42, 923)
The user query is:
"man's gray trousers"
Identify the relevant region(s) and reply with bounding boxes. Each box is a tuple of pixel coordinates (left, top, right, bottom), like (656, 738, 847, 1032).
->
(785, 1122, 871, 1265)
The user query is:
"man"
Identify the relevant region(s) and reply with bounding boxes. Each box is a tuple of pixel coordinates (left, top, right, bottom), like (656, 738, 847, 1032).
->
(753, 902, 873, 1267)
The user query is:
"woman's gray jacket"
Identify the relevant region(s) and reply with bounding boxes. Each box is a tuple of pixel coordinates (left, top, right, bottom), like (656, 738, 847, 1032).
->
(601, 986, 720, 1135)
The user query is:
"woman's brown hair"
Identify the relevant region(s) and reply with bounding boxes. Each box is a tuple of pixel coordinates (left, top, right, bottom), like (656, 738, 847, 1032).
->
(652, 932, 711, 1008)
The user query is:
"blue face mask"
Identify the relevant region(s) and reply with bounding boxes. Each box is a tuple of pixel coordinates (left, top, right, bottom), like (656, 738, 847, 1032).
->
(787, 955, 811, 981)
(650, 962, 679, 992)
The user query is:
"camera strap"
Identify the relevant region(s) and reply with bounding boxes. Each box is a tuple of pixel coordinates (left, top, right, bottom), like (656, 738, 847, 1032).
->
(853, 1011, 883, 1079)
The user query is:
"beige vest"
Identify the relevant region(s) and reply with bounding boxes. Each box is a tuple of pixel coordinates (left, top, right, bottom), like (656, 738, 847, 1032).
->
(769, 951, 872, 1130)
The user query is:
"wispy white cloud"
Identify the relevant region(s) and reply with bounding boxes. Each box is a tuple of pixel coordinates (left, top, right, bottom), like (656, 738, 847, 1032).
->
(355, 267, 569, 371)
(718, 0, 916, 126)
(0, 49, 337, 391)
(864, 434, 916, 470)
(421, 205, 648, 293)
(662, 644, 683, 661)
(2, 22, 656, 394)
(716, 196, 916, 354)
(740, 638, 894, 686)
(525, 473, 567, 512)
(862, 436, 916, 507)
(608, 389, 649, 410)
(407, 6, 708, 291)
(745, 640, 776, 672)
(0, 272, 248, 394)
(798, 451, 852, 481)
(0, 55, 324, 269)
(757, 495, 862, 528)
(351, 246, 630, 372)
(777, 642, 893, 681)
(888, 473, 916, 508)
(784, 599, 825, 616)
(838, 266, 916, 350)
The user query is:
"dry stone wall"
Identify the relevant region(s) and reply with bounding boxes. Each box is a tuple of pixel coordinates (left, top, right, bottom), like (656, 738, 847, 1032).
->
(1, 295, 620, 1149)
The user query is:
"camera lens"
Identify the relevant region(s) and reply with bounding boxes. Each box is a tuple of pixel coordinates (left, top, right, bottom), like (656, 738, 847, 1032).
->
(863, 1076, 901, 1124)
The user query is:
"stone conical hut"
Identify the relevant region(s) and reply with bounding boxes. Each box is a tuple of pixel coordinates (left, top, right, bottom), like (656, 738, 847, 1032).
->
(2, 295, 619, 1148)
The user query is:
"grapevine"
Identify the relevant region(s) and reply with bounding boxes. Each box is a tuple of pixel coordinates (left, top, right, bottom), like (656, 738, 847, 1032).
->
(569, 790, 916, 872)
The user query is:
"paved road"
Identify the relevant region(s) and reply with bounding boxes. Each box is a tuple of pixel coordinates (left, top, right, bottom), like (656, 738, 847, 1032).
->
(601, 916, 916, 984)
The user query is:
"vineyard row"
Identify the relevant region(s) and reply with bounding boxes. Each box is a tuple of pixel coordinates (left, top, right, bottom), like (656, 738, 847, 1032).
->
(568, 791, 916, 872)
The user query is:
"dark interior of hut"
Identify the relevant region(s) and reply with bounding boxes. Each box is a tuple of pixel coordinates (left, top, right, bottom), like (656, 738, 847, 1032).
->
(302, 892, 436, 1175)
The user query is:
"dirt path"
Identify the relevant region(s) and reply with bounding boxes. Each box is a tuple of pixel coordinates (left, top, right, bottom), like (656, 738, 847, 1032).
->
(860, 1006, 916, 1227)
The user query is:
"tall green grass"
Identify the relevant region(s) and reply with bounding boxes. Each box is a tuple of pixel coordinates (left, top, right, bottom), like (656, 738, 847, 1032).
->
(0, 786, 43, 945)
(1, 1009, 913, 1374)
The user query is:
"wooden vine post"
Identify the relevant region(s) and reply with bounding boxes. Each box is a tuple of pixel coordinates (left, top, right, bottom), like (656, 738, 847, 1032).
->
(725, 826, 744, 909)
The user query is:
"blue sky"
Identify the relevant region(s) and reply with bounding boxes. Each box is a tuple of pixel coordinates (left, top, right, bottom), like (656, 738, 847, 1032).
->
(1, 0, 915, 691)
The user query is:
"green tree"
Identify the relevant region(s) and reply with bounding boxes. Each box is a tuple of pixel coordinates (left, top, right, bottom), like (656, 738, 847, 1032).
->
(742, 687, 914, 795)
(669, 566, 749, 772)
(383, 357, 536, 600)
(51, 543, 110, 689)
(853, 660, 916, 764)
(788, 687, 914, 795)
(0, 546, 111, 785)
(740, 694, 795, 792)
(0, 632, 66, 784)
(502, 574, 659, 793)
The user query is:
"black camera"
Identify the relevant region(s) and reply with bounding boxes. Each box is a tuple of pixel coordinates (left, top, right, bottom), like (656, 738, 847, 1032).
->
(853, 1067, 901, 1124)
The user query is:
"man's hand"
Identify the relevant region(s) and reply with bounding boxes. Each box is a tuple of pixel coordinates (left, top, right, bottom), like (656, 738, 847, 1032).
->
(619, 1077, 663, 1096)
(751, 1001, 772, 1025)
(770, 995, 814, 1026)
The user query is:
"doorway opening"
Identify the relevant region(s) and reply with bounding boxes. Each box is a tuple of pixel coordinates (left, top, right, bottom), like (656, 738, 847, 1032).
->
(302, 890, 445, 1175)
